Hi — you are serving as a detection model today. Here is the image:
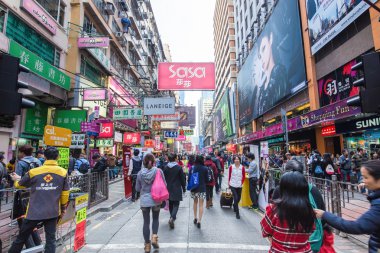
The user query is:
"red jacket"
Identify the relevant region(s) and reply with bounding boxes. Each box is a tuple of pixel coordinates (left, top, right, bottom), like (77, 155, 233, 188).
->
(228, 164, 246, 187)
(218, 156, 225, 172)
(204, 160, 218, 186)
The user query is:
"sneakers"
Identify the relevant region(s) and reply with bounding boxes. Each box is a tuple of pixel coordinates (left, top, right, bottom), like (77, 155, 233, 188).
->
(168, 218, 175, 229)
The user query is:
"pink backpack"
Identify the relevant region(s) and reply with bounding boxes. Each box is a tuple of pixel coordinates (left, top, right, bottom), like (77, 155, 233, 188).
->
(151, 169, 169, 202)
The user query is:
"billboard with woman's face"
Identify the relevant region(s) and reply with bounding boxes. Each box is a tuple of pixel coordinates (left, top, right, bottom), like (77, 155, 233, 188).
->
(237, 0, 306, 126)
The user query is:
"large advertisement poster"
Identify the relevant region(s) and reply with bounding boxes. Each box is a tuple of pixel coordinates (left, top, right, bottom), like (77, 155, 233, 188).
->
(219, 93, 233, 138)
(306, 0, 375, 55)
(213, 109, 224, 143)
(237, 0, 306, 126)
(177, 106, 196, 127)
(318, 59, 360, 107)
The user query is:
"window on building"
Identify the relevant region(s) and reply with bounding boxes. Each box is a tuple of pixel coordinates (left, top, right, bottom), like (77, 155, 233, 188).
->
(250, 3, 253, 20)
(245, 16, 248, 32)
(240, 10, 243, 24)
(80, 55, 107, 86)
(6, 12, 58, 65)
(244, 0, 247, 11)
(58, 2, 65, 26)
(0, 6, 5, 33)
(92, 0, 109, 23)
(54, 50, 60, 67)
(35, 0, 65, 26)
(83, 15, 97, 35)
(112, 19, 121, 33)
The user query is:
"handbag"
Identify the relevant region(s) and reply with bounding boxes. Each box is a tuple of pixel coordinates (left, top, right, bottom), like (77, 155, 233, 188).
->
(151, 169, 169, 202)
(325, 164, 335, 175)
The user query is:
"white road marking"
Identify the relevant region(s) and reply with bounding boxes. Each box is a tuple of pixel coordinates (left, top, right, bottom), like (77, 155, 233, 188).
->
(83, 243, 270, 251)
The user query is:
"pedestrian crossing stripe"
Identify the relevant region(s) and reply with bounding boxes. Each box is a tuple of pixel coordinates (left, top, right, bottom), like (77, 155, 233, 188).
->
(83, 243, 270, 251)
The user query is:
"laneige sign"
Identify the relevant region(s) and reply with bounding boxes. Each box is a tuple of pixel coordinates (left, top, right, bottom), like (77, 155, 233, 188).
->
(335, 116, 380, 134)
(143, 97, 175, 115)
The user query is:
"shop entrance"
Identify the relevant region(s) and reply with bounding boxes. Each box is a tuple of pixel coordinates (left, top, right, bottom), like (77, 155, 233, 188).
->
(325, 136, 341, 155)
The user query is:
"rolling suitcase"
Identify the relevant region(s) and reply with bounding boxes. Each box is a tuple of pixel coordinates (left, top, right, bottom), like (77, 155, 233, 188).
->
(220, 188, 233, 208)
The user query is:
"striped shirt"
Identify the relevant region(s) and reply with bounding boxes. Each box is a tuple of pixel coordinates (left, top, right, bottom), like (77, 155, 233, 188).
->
(260, 204, 313, 253)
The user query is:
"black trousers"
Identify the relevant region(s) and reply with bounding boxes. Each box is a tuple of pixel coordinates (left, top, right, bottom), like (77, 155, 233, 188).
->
(131, 176, 140, 201)
(249, 178, 259, 208)
(206, 185, 214, 201)
(230, 187, 242, 213)
(9, 217, 58, 253)
(215, 174, 223, 192)
(169, 200, 180, 220)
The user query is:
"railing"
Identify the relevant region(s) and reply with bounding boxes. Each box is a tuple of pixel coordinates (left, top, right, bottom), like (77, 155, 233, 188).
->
(266, 167, 369, 247)
(0, 170, 110, 252)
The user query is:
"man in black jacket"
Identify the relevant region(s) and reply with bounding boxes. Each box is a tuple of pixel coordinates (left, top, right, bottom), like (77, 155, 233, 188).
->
(92, 154, 108, 173)
(128, 149, 143, 202)
(163, 153, 186, 229)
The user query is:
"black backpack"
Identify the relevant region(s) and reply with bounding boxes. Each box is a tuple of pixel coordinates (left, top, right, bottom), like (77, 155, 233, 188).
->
(20, 159, 40, 176)
(212, 157, 222, 172)
(77, 159, 90, 174)
(206, 166, 214, 183)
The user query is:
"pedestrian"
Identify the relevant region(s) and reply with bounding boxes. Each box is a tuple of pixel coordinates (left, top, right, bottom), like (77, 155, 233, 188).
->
(128, 149, 143, 202)
(73, 154, 90, 175)
(135, 153, 166, 252)
(0, 154, 6, 200)
(189, 155, 208, 228)
(92, 153, 108, 173)
(6, 158, 16, 188)
(107, 154, 117, 179)
(339, 150, 352, 183)
(246, 153, 259, 210)
(163, 153, 186, 229)
(36, 150, 45, 165)
(323, 153, 335, 181)
(352, 148, 364, 184)
(315, 160, 380, 253)
(211, 153, 223, 193)
(9, 147, 69, 253)
(261, 171, 316, 253)
(228, 156, 246, 219)
(204, 155, 218, 208)
(16, 145, 42, 177)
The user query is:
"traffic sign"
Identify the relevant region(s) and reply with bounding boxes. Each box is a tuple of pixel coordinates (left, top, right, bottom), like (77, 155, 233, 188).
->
(44, 125, 72, 147)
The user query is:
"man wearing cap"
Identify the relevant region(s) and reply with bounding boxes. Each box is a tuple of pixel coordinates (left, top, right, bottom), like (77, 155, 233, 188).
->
(9, 147, 69, 253)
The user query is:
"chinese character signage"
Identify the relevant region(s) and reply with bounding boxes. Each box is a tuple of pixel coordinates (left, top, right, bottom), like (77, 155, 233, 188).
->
(179, 129, 194, 136)
(44, 125, 72, 147)
(78, 37, 110, 48)
(113, 108, 143, 120)
(70, 134, 86, 149)
(151, 112, 180, 121)
(155, 136, 161, 150)
(92, 139, 114, 147)
(144, 139, 154, 148)
(143, 97, 175, 115)
(9, 40, 70, 90)
(87, 48, 110, 71)
(157, 62, 215, 90)
(80, 122, 100, 133)
(160, 121, 178, 129)
(21, 0, 57, 35)
(54, 110, 87, 132)
(57, 147, 69, 169)
(115, 131, 123, 143)
(83, 89, 107, 101)
(318, 59, 360, 107)
(123, 133, 141, 145)
(24, 101, 48, 135)
(99, 122, 114, 138)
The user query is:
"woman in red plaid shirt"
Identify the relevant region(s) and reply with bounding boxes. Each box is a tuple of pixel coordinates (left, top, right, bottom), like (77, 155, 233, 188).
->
(261, 172, 316, 253)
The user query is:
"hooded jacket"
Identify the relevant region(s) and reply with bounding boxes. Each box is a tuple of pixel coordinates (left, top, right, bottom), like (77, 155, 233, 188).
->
(322, 189, 380, 253)
(163, 162, 186, 201)
(135, 167, 166, 207)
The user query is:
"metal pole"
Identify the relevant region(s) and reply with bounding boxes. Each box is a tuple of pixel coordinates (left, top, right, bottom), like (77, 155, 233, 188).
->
(363, 0, 380, 14)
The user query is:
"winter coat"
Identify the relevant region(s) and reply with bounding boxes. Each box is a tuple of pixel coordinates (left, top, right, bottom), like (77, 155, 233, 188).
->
(163, 162, 186, 201)
(322, 189, 380, 253)
(204, 160, 218, 187)
(135, 167, 166, 207)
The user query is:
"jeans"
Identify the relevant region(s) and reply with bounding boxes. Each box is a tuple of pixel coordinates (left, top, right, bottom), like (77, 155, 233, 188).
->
(249, 178, 258, 208)
(206, 185, 214, 201)
(230, 187, 242, 213)
(141, 206, 160, 243)
(109, 166, 117, 179)
(9, 217, 57, 253)
(215, 174, 223, 192)
(131, 175, 140, 201)
(169, 200, 180, 220)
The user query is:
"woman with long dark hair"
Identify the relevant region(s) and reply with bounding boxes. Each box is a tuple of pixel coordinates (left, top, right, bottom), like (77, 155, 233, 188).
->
(135, 154, 166, 252)
(228, 156, 246, 219)
(261, 171, 316, 252)
(323, 153, 335, 181)
(315, 160, 380, 252)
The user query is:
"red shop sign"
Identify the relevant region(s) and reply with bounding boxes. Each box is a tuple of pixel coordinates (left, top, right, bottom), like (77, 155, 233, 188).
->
(123, 132, 141, 145)
(321, 125, 336, 136)
(99, 122, 114, 138)
(144, 139, 154, 148)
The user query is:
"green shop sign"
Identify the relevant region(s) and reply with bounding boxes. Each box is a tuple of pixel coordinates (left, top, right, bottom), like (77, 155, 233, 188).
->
(57, 147, 70, 170)
(54, 110, 87, 132)
(24, 101, 48, 135)
(9, 40, 70, 90)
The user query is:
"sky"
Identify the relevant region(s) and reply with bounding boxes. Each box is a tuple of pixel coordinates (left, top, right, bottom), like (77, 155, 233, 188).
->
(150, 0, 216, 136)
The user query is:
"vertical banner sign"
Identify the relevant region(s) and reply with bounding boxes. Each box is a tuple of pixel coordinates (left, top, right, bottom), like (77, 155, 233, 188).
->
(57, 147, 69, 169)
(155, 136, 161, 150)
(89, 149, 99, 168)
(281, 108, 289, 152)
(24, 101, 48, 135)
(122, 146, 132, 199)
(260, 141, 269, 158)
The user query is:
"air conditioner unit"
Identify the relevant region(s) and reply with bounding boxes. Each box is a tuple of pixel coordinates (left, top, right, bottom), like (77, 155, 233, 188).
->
(105, 3, 115, 15)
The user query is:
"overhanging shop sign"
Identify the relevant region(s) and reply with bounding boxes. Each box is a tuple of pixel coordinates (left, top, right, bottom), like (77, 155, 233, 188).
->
(21, 0, 57, 35)
(160, 121, 179, 129)
(113, 108, 143, 120)
(83, 89, 107, 101)
(151, 112, 180, 121)
(157, 62, 215, 90)
(78, 37, 110, 48)
(87, 48, 110, 71)
(143, 97, 175, 115)
(336, 115, 380, 134)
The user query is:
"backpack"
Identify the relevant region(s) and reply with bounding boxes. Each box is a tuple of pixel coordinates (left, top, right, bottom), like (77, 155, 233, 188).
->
(314, 165, 323, 175)
(325, 164, 334, 175)
(77, 159, 90, 174)
(151, 169, 169, 202)
(20, 159, 40, 176)
(206, 166, 214, 183)
(308, 184, 323, 252)
(187, 166, 199, 191)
